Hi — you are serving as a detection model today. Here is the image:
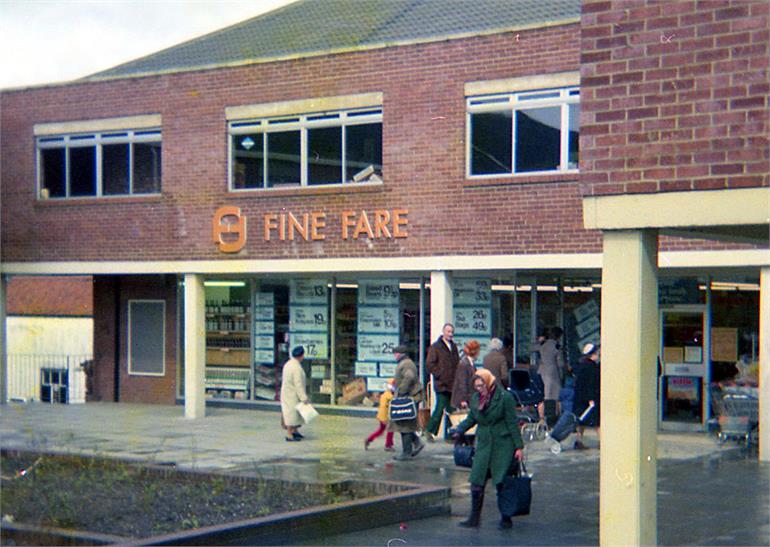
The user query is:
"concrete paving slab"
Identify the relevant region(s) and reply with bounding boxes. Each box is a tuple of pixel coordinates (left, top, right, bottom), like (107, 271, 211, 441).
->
(1, 402, 767, 546)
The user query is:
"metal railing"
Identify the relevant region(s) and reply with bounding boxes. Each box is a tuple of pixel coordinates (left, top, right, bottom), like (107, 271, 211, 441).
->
(6, 353, 92, 404)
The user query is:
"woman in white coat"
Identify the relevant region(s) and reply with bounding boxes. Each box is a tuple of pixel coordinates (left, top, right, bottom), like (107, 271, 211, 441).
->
(281, 346, 309, 442)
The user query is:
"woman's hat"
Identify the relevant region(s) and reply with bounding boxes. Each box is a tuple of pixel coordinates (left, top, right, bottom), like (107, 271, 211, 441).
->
(464, 340, 481, 356)
(292, 346, 305, 358)
(582, 343, 598, 356)
(393, 345, 408, 354)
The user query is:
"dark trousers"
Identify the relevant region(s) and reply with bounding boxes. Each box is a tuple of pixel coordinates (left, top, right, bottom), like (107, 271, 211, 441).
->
(426, 391, 452, 436)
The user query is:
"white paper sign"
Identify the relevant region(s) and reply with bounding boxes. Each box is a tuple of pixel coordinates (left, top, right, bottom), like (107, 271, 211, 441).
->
(453, 307, 491, 336)
(379, 362, 397, 377)
(576, 316, 601, 338)
(311, 365, 327, 379)
(254, 349, 274, 363)
(254, 321, 275, 334)
(253, 306, 274, 321)
(290, 279, 328, 304)
(357, 307, 399, 334)
(358, 334, 397, 362)
(290, 332, 328, 360)
(573, 299, 599, 323)
(453, 278, 491, 306)
(354, 362, 379, 376)
(290, 305, 329, 331)
(255, 292, 274, 306)
(367, 377, 390, 392)
(358, 280, 400, 305)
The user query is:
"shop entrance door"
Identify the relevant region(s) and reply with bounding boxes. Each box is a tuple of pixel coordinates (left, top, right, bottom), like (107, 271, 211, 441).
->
(659, 306, 709, 431)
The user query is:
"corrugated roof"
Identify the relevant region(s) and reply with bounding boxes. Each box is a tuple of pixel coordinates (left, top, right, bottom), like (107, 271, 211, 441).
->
(86, 0, 580, 80)
(7, 276, 93, 317)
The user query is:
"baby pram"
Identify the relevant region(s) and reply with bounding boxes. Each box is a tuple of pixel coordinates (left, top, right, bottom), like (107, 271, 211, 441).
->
(546, 402, 595, 454)
(508, 369, 546, 443)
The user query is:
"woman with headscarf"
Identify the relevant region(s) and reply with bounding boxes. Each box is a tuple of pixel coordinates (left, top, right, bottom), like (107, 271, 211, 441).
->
(451, 340, 481, 410)
(280, 346, 309, 442)
(451, 369, 524, 530)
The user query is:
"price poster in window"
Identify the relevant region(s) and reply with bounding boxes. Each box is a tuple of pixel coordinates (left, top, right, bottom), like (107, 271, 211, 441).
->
(357, 280, 400, 371)
(253, 291, 275, 365)
(453, 279, 492, 360)
(289, 279, 329, 360)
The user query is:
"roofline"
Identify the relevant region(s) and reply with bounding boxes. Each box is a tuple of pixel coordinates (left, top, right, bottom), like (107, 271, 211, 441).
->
(0, 18, 579, 94)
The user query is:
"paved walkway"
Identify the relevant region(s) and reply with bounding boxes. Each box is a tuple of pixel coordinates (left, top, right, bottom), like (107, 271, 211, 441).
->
(2, 402, 768, 545)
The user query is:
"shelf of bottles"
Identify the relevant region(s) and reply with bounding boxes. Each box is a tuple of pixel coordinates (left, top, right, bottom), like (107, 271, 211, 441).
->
(205, 297, 252, 399)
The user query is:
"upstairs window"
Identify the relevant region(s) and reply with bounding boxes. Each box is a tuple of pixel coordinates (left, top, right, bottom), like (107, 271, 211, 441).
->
(467, 87, 579, 177)
(37, 130, 162, 199)
(229, 109, 382, 190)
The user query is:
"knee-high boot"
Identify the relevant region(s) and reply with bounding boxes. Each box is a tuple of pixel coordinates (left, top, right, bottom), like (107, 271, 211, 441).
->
(459, 485, 485, 528)
(496, 483, 513, 529)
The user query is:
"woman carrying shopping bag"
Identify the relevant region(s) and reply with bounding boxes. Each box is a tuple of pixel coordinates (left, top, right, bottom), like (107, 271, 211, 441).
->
(451, 369, 524, 530)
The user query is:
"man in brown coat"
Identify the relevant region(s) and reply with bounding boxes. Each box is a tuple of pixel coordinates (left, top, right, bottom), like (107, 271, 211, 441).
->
(482, 338, 509, 389)
(425, 323, 460, 441)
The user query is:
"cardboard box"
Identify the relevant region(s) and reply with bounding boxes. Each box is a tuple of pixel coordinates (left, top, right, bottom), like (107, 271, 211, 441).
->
(340, 377, 367, 405)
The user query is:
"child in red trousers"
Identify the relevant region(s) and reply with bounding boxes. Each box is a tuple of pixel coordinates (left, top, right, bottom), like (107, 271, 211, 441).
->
(365, 379, 395, 451)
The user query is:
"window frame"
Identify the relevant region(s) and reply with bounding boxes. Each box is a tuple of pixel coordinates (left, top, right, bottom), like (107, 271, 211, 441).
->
(127, 299, 166, 377)
(465, 87, 579, 179)
(36, 129, 162, 199)
(228, 108, 383, 191)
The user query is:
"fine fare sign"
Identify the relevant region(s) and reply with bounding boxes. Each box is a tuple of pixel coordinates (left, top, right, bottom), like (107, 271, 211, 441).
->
(212, 206, 408, 253)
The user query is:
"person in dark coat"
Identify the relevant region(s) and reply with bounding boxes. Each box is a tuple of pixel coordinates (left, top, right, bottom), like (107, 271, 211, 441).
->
(452, 369, 524, 530)
(451, 340, 481, 409)
(482, 338, 509, 388)
(389, 345, 425, 460)
(573, 343, 600, 450)
(425, 323, 460, 441)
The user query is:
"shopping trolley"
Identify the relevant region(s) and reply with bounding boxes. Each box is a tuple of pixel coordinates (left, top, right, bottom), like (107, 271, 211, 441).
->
(710, 383, 759, 448)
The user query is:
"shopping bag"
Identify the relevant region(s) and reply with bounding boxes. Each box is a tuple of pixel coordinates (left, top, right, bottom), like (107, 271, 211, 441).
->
(390, 397, 417, 421)
(453, 443, 475, 468)
(295, 402, 319, 423)
(497, 461, 532, 517)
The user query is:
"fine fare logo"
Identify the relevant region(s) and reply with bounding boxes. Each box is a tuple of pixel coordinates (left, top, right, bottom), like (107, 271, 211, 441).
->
(212, 206, 409, 253)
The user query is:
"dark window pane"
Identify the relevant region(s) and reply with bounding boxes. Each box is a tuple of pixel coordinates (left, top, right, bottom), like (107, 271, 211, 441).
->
(41, 148, 65, 197)
(133, 142, 162, 194)
(470, 112, 512, 175)
(515, 107, 561, 173)
(103, 143, 129, 195)
(345, 123, 382, 182)
(233, 133, 264, 189)
(308, 126, 342, 185)
(69, 146, 96, 196)
(266, 131, 300, 187)
(569, 104, 579, 169)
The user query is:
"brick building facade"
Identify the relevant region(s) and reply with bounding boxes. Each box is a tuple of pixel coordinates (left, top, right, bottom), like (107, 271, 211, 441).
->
(0, 0, 765, 421)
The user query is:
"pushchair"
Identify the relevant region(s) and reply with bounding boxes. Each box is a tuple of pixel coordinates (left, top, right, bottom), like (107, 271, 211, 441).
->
(508, 369, 546, 443)
(546, 402, 595, 454)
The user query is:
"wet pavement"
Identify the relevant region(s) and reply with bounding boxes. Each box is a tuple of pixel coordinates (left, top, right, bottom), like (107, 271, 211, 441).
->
(1, 402, 768, 545)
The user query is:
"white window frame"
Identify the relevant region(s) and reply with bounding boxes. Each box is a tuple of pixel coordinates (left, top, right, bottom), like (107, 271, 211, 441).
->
(228, 108, 383, 191)
(36, 129, 162, 199)
(465, 87, 579, 179)
(127, 299, 166, 377)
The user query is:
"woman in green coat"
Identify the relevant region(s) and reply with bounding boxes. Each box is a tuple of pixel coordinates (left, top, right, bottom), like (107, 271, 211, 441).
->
(452, 368, 524, 529)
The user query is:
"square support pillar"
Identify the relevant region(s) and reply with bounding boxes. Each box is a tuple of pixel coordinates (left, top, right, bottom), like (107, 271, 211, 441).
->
(599, 230, 659, 547)
(0, 275, 7, 405)
(429, 271, 453, 342)
(184, 274, 206, 419)
(760, 267, 770, 462)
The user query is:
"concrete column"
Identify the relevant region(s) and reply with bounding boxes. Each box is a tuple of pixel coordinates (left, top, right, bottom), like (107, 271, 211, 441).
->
(0, 275, 7, 405)
(184, 273, 206, 419)
(429, 271, 453, 341)
(760, 267, 770, 461)
(599, 230, 659, 547)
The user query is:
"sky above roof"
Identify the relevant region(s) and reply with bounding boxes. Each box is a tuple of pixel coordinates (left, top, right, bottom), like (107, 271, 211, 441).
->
(0, 0, 296, 89)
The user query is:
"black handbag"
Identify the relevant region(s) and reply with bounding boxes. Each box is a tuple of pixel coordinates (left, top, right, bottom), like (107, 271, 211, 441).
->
(453, 443, 475, 468)
(389, 397, 417, 421)
(497, 460, 532, 517)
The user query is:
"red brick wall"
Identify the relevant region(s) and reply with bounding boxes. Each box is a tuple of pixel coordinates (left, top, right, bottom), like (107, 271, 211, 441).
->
(2, 25, 600, 262)
(579, 0, 769, 196)
(92, 275, 177, 404)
